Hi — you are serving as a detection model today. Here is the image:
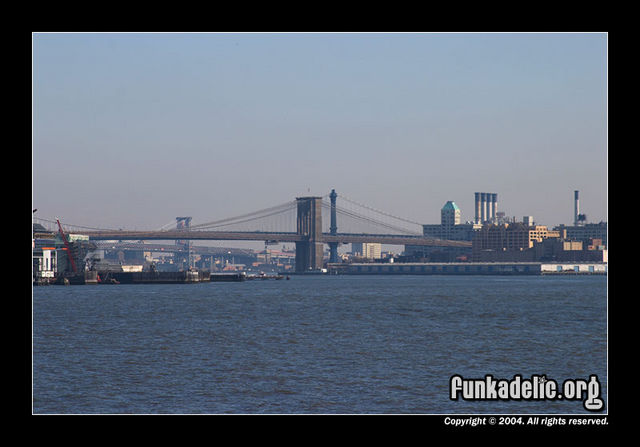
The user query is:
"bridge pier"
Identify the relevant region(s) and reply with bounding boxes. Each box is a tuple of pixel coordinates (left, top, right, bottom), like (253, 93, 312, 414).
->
(295, 196, 324, 272)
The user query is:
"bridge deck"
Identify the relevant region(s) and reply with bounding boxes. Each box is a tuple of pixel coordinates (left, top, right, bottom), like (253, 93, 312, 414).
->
(81, 230, 471, 247)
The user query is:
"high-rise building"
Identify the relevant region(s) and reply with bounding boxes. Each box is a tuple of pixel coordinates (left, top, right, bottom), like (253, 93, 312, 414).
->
(441, 201, 461, 227)
(405, 201, 479, 260)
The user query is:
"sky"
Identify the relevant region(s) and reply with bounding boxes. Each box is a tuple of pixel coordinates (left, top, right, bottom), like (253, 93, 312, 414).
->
(32, 32, 607, 238)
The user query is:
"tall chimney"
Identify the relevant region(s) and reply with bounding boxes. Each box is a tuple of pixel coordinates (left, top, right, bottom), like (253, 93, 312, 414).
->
(475, 192, 481, 224)
(574, 190, 580, 226)
(480, 193, 487, 223)
(490, 193, 497, 223)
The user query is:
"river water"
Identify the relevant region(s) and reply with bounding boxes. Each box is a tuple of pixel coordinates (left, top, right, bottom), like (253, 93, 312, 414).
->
(32, 275, 607, 414)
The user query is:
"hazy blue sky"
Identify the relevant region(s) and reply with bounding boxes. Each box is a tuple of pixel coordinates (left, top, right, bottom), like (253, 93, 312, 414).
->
(33, 32, 607, 234)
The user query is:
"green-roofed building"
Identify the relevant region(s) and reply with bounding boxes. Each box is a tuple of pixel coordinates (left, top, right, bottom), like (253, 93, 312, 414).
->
(405, 201, 480, 261)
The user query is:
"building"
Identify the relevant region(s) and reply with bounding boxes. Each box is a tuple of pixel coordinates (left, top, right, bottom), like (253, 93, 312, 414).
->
(422, 201, 480, 241)
(473, 223, 560, 252)
(33, 223, 60, 283)
(441, 201, 461, 227)
(554, 222, 607, 247)
(32, 221, 99, 282)
(472, 223, 560, 261)
(536, 238, 607, 262)
(405, 201, 480, 261)
(471, 222, 607, 262)
(351, 242, 382, 260)
(33, 244, 58, 284)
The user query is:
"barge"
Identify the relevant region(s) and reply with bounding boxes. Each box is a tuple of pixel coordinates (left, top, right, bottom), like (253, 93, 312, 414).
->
(211, 272, 246, 282)
(109, 270, 211, 284)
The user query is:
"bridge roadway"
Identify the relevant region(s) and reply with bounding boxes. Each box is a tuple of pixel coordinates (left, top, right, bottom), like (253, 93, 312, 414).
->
(93, 241, 255, 256)
(81, 230, 472, 248)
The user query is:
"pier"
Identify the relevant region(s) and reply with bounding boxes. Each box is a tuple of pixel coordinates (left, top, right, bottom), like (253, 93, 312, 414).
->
(328, 262, 607, 276)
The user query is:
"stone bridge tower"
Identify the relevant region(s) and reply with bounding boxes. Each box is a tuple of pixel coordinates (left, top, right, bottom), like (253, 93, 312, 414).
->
(295, 196, 323, 272)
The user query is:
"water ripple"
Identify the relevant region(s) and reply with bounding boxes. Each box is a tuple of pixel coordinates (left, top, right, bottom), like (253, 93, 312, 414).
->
(33, 275, 607, 414)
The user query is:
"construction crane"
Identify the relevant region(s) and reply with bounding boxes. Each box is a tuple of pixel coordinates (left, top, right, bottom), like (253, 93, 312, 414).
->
(56, 218, 78, 274)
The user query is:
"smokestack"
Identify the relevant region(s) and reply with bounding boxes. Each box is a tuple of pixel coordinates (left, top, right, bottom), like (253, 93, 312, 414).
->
(490, 193, 497, 223)
(574, 190, 580, 226)
(475, 192, 481, 224)
(489, 193, 493, 222)
(480, 193, 487, 223)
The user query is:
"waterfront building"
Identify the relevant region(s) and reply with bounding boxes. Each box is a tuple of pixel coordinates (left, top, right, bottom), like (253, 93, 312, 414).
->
(32, 245, 58, 283)
(473, 223, 560, 252)
(468, 222, 611, 262)
(472, 235, 607, 262)
(33, 224, 60, 283)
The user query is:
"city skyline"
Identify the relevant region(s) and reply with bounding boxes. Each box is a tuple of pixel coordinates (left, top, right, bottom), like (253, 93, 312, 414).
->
(32, 32, 607, 232)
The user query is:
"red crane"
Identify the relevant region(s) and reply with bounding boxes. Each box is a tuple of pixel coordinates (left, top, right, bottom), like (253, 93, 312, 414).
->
(56, 219, 78, 274)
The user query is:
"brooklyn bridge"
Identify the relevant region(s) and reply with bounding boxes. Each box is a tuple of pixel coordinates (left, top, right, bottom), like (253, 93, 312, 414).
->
(34, 190, 471, 272)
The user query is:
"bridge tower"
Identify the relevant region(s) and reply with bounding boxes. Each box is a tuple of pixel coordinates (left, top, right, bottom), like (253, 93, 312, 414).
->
(176, 217, 192, 270)
(329, 189, 339, 263)
(295, 196, 323, 272)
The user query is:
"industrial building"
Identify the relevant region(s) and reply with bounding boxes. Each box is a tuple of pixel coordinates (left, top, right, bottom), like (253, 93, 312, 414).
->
(402, 188, 607, 265)
(472, 222, 559, 261)
(553, 190, 607, 246)
(473, 223, 560, 252)
(471, 222, 606, 263)
(554, 222, 607, 246)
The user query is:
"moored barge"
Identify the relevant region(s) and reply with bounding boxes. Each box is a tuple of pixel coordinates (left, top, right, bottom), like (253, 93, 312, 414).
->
(110, 270, 210, 284)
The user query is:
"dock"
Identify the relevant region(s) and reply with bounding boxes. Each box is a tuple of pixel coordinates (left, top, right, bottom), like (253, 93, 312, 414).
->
(328, 262, 607, 276)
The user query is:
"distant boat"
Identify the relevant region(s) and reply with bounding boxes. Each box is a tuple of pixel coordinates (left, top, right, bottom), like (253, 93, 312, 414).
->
(211, 272, 246, 282)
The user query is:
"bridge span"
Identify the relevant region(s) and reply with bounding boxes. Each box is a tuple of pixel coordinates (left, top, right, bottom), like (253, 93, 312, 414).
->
(62, 193, 472, 272)
(81, 229, 472, 248)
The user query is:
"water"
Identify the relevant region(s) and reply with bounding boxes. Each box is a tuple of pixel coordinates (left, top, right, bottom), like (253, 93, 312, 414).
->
(32, 275, 607, 414)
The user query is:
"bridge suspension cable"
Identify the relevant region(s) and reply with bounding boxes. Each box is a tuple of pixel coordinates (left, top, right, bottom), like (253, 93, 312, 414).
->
(155, 219, 181, 231)
(189, 200, 297, 231)
(337, 194, 424, 227)
(321, 201, 422, 236)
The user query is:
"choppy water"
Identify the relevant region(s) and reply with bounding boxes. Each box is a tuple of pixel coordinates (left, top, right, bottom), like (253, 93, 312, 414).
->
(32, 275, 607, 414)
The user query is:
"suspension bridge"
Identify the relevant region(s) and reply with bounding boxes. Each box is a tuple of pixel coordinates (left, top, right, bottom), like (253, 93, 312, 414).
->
(35, 190, 471, 272)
